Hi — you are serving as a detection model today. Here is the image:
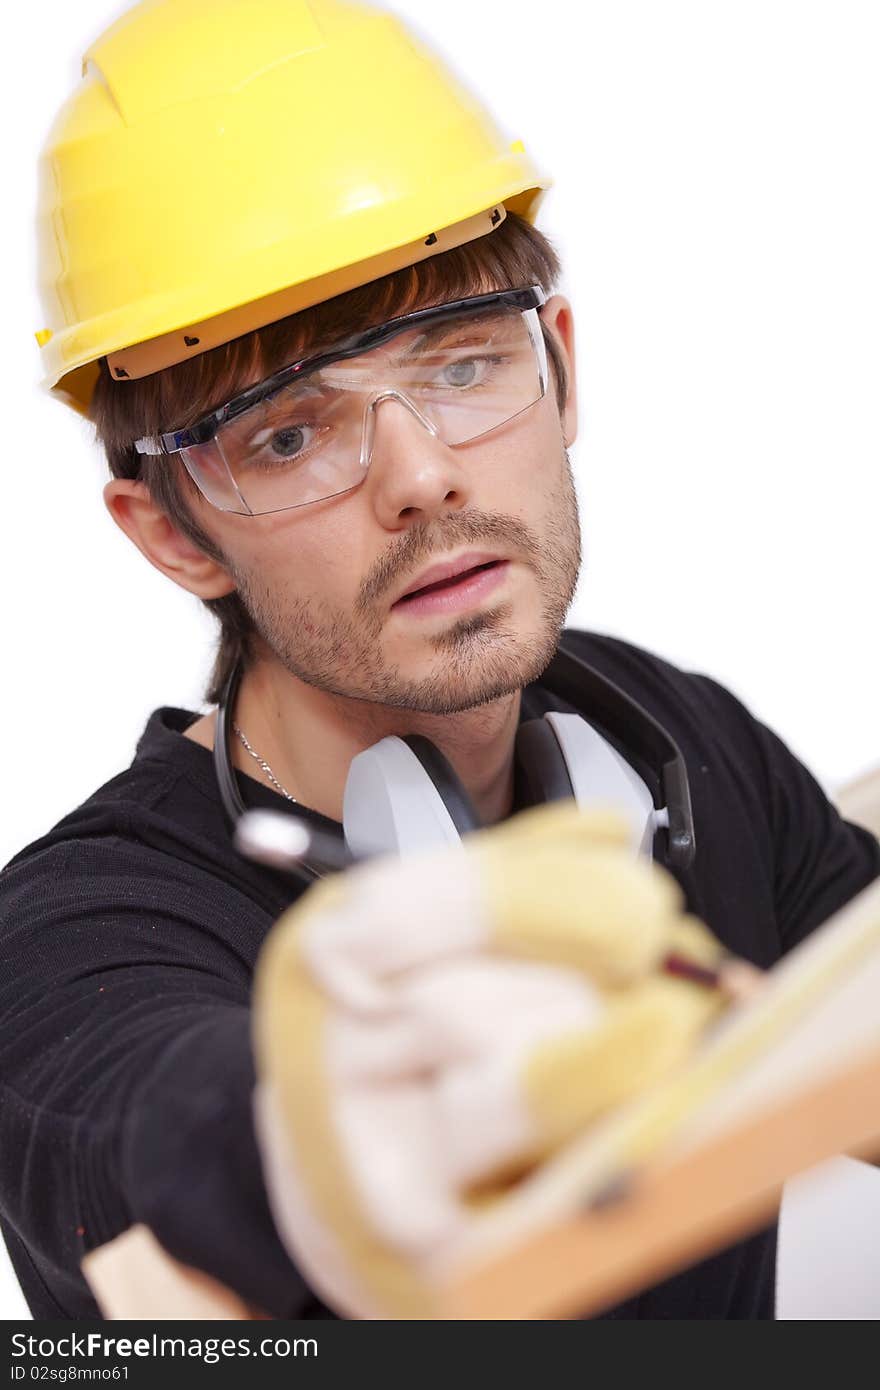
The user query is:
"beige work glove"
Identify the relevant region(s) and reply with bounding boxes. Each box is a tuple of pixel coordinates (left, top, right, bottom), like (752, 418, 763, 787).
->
(251, 801, 739, 1319)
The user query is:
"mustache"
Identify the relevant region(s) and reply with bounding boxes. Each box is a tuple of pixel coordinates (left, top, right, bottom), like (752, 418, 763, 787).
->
(355, 510, 544, 612)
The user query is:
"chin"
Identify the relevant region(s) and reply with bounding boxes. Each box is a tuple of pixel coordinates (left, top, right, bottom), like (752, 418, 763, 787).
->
(392, 611, 559, 710)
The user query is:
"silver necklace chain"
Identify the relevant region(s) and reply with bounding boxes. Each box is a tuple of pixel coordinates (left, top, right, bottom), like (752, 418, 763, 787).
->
(232, 724, 298, 804)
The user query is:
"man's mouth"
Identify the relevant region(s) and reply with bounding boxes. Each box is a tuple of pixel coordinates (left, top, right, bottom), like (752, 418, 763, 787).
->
(396, 560, 503, 603)
(391, 559, 511, 617)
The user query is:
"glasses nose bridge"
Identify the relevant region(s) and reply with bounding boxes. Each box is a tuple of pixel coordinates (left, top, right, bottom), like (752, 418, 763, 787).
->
(359, 387, 440, 468)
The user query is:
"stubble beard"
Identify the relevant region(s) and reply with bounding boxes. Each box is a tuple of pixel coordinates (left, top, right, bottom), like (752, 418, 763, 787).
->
(229, 449, 582, 716)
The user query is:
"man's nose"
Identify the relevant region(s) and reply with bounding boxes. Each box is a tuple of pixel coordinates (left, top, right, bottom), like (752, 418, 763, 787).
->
(362, 390, 472, 528)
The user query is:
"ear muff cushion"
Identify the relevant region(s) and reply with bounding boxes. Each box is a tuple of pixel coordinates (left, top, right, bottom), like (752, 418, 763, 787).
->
(514, 718, 576, 809)
(401, 734, 483, 834)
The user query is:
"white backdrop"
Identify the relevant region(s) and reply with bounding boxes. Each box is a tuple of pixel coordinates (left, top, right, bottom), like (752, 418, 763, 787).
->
(1, 0, 878, 1320)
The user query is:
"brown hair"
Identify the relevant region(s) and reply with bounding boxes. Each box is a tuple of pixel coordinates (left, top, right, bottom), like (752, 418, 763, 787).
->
(90, 212, 568, 705)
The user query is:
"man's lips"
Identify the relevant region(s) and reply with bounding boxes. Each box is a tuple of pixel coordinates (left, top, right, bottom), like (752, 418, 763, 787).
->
(392, 551, 506, 606)
(391, 559, 511, 617)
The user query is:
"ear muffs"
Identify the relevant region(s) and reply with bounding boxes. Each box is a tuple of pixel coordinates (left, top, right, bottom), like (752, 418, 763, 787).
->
(512, 718, 577, 809)
(220, 636, 693, 878)
(342, 733, 482, 858)
(400, 719, 585, 831)
(399, 735, 482, 836)
(398, 719, 578, 830)
(345, 718, 577, 859)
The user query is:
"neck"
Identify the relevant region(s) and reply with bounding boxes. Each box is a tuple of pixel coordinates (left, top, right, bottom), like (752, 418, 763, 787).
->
(230, 654, 522, 828)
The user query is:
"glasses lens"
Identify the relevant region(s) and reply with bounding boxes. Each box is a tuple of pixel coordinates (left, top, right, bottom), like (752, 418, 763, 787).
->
(180, 304, 546, 515)
(385, 304, 546, 447)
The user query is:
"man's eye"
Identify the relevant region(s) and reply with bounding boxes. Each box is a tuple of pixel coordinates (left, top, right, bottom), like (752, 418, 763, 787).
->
(434, 354, 502, 389)
(270, 424, 309, 457)
(247, 421, 316, 463)
(442, 358, 479, 387)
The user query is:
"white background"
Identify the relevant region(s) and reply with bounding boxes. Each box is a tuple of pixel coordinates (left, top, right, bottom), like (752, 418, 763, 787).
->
(1, 0, 878, 1319)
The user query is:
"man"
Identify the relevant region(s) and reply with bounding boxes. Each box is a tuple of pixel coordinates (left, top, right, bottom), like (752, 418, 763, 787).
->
(2, 0, 877, 1321)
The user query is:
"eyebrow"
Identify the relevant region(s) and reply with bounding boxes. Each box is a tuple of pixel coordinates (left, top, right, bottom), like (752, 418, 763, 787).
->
(281, 309, 503, 382)
(281, 294, 489, 363)
(389, 310, 505, 362)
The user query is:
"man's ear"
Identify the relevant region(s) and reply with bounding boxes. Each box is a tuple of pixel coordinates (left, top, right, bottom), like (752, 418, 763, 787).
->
(539, 294, 578, 448)
(103, 478, 236, 600)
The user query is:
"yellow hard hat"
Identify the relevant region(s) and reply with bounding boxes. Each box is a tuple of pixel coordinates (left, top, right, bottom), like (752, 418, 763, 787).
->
(35, 0, 551, 417)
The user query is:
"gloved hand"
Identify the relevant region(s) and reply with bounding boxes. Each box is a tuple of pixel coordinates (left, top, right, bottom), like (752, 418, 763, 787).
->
(251, 800, 741, 1319)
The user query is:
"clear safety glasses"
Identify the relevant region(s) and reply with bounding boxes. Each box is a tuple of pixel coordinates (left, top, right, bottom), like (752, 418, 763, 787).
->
(134, 285, 549, 516)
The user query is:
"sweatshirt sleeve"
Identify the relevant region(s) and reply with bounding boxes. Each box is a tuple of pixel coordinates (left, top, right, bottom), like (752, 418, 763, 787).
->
(690, 673, 880, 953)
(0, 838, 330, 1320)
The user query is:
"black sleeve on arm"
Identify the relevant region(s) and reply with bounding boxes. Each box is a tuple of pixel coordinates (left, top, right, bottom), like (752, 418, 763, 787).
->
(121, 1007, 323, 1317)
(758, 722, 880, 952)
(0, 842, 329, 1319)
(691, 674, 880, 953)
